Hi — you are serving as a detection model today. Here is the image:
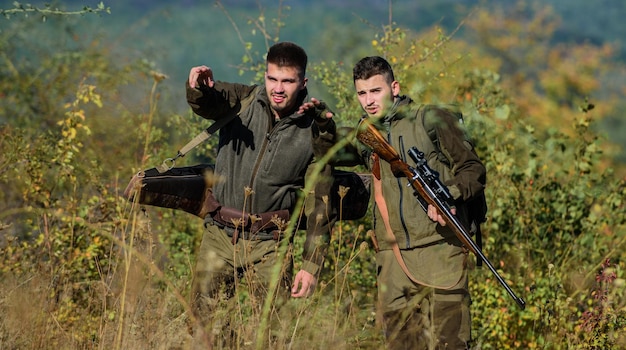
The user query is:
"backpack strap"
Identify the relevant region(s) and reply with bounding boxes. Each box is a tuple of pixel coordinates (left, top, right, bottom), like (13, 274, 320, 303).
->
(419, 104, 471, 167)
(419, 104, 486, 266)
(156, 86, 259, 173)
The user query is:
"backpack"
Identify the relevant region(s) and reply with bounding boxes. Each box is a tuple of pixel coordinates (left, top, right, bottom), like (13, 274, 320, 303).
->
(420, 104, 488, 265)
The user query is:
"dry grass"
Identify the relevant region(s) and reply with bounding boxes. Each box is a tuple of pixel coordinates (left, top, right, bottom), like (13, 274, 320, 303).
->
(0, 203, 383, 350)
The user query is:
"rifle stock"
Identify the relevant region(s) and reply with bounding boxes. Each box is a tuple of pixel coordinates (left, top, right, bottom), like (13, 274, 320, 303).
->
(356, 119, 526, 310)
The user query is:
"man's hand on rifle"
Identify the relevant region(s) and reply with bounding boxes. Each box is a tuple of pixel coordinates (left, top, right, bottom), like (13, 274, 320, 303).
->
(427, 204, 456, 226)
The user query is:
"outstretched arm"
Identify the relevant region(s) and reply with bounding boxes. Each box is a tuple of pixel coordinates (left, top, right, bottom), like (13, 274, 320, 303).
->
(185, 69, 256, 120)
(292, 101, 338, 298)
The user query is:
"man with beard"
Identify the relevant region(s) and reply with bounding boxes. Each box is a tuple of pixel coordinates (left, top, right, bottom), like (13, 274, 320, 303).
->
(186, 42, 336, 347)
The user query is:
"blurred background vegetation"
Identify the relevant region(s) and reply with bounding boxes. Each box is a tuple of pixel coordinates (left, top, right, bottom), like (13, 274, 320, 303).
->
(0, 0, 625, 349)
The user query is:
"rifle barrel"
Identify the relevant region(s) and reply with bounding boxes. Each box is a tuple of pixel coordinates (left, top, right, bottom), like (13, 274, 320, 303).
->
(413, 170, 526, 310)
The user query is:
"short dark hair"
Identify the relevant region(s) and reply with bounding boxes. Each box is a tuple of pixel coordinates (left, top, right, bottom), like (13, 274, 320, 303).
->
(353, 56, 395, 84)
(266, 42, 308, 78)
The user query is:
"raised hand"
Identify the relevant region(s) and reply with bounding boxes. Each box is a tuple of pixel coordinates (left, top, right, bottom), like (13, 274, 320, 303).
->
(298, 98, 334, 125)
(188, 65, 215, 89)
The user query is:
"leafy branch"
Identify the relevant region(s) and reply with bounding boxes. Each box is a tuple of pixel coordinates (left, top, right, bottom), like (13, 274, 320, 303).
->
(1, 1, 110, 20)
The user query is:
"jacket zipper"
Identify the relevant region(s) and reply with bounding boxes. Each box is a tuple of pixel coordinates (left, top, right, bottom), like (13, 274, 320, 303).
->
(387, 127, 411, 248)
(247, 110, 276, 211)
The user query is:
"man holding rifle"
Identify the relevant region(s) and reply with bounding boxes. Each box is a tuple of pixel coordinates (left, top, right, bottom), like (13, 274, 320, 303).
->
(350, 56, 487, 349)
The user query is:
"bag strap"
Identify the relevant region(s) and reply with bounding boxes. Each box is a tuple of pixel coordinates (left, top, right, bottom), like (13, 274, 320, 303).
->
(156, 86, 259, 173)
(420, 104, 458, 167)
(419, 104, 478, 169)
(372, 153, 463, 290)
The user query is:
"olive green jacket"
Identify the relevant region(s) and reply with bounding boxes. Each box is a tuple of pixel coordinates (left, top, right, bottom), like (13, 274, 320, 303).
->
(186, 81, 336, 275)
(363, 96, 487, 251)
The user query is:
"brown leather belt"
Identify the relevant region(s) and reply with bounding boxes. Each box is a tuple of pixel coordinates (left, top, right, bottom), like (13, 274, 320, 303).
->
(208, 204, 290, 243)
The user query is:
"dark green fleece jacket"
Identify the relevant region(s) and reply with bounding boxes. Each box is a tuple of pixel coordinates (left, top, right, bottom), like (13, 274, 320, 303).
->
(186, 81, 336, 275)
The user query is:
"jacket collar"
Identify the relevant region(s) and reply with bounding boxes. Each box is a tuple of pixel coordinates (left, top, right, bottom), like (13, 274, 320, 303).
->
(381, 95, 413, 124)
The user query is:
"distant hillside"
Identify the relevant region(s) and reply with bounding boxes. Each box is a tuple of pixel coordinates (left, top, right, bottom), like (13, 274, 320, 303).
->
(61, 0, 626, 56)
(9, 0, 623, 158)
(14, 1, 625, 98)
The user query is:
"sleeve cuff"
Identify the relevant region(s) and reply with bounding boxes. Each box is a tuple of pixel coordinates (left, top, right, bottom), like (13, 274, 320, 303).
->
(301, 260, 322, 277)
(448, 184, 461, 200)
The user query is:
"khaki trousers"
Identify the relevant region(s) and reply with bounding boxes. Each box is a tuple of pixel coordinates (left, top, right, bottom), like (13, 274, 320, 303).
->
(376, 241, 471, 350)
(190, 223, 292, 347)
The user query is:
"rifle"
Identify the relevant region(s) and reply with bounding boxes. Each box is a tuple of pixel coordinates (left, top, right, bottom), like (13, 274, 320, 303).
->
(356, 119, 526, 310)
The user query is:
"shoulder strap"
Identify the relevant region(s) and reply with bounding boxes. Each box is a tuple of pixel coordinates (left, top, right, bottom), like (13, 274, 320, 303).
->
(419, 104, 439, 152)
(156, 86, 259, 173)
(420, 104, 463, 167)
(371, 154, 463, 289)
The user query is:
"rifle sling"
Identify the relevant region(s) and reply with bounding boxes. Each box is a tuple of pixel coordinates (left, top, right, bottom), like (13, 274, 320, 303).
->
(157, 86, 260, 173)
(371, 154, 462, 290)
